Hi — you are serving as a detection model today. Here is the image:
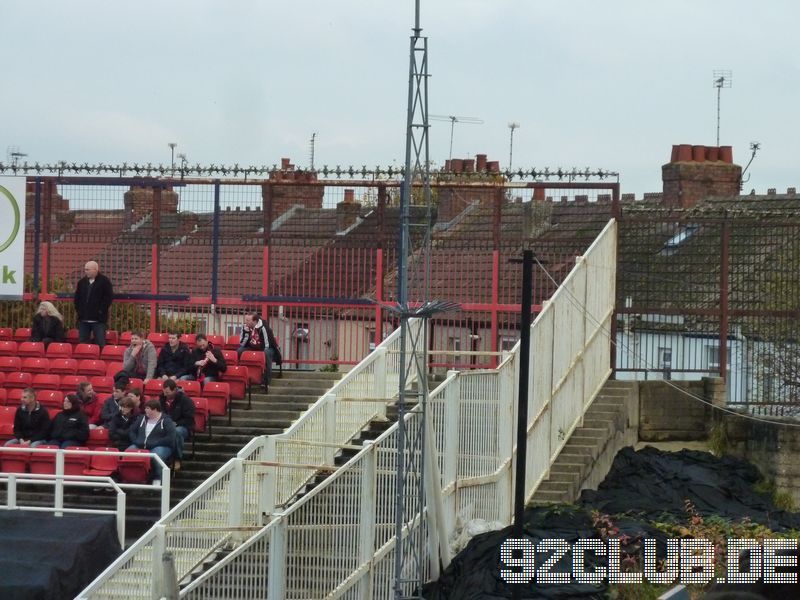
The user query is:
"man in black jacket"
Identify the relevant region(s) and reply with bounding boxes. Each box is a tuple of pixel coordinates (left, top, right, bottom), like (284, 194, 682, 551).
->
(191, 334, 227, 382)
(238, 312, 282, 389)
(74, 260, 113, 347)
(157, 332, 193, 380)
(5, 388, 50, 447)
(159, 379, 194, 468)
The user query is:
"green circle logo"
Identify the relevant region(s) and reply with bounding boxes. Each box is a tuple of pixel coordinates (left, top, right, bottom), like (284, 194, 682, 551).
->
(0, 184, 21, 253)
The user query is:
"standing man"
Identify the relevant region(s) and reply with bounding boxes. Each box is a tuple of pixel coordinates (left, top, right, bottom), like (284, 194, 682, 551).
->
(238, 312, 281, 390)
(74, 260, 113, 347)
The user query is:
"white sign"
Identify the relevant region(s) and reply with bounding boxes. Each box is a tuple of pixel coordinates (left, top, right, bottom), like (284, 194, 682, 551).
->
(0, 177, 26, 299)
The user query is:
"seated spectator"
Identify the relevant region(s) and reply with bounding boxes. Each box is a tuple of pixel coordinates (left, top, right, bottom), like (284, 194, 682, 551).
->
(159, 379, 194, 470)
(100, 379, 128, 428)
(238, 312, 282, 389)
(191, 333, 227, 383)
(127, 399, 177, 482)
(115, 331, 157, 385)
(47, 394, 90, 449)
(5, 388, 51, 448)
(156, 332, 193, 381)
(30, 301, 66, 347)
(77, 381, 102, 428)
(108, 397, 136, 451)
(127, 388, 144, 415)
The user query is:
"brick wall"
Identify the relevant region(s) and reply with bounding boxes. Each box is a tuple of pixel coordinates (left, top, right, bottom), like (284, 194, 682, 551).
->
(661, 144, 742, 209)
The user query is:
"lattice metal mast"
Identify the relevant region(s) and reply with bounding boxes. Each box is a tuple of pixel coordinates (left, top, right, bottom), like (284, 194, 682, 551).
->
(395, 0, 432, 597)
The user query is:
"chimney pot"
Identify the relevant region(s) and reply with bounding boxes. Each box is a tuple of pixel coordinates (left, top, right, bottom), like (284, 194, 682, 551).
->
(706, 146, 719, 161)
(281, 158, 291, 170)
(444, 160, 451, 171)
(787, 187, 796, 196)
(451, 159, 464, 173)
(463, 159, 475, 173)
(487, 160, 500, 173)
(670, 145, 680, 162)
(344, 189, 355, 203)
(719, 146, 733, 163)
(476, 154, 487, 171)
(692, 145, 706, 162)
(676, 144, 693, 162)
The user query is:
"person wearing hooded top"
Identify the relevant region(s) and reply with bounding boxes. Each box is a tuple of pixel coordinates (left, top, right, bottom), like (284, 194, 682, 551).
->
(116, 330, 157, 385)
(109, 397, 136, 451)
(158, 379, 194, 469)
(48, 394, 90, 448)
(6, 388, 51, 447)
(238, 312, 282, 389)
(190, 333, 227, 383)
(156, 332, 194, 381)
(127, 399, 177, 482)
(77, 381, 103, 428)
(100, 379, 128, 428)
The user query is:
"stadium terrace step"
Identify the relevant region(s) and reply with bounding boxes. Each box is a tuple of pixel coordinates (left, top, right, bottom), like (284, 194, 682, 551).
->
(530, 379, 637, 507)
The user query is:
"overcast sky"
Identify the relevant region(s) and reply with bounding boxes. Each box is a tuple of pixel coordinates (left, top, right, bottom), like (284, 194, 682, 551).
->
(2, 1, 798, 197)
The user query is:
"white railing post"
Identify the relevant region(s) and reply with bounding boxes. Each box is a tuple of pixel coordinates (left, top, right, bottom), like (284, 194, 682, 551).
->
(7, 474, 16, 508)
(497, 360, 515, 523)
(442, 371, 460, 534)
(267, 512, 287, 599)
(323, 394, 337, 461)
(357, 442, 377, 598)
(116, 491, 127, 547)
(230, 458, 244, 542)
(55, 449, 64, 517)
(152, 524, 166, 600)
(373, 346, 388, 419)
(161, 463, 171, 517)
(261, 437, 277, 522)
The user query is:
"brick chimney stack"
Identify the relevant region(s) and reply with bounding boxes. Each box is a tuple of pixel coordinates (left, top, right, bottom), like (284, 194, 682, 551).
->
(662, 144, 741, 208)
(336, 188, 361, 231)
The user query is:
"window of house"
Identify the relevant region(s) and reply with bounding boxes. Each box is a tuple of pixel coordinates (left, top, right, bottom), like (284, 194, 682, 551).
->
(500, 336, 518, 352)
(659, 347, 672, 368)
(706, 345, 720, 370)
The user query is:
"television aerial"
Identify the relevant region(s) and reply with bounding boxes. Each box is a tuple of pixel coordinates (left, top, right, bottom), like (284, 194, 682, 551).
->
(430, 114, 484, 161)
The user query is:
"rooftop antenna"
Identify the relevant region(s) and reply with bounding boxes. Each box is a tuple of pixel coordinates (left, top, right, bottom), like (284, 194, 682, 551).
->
(507, 122, 520, 171)
(713, 69, 732, 146)
(309, 132, 317, 169)
(430, 114, 483, 161)
(7, 146, 27, 167)
(740, 141, 760, 190)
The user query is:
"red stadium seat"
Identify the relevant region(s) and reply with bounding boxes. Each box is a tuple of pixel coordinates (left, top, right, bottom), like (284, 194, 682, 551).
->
(6, 389, 24, 405)
(119, 331, 132, 345)
(90, 376, 114, 395)
(118, 449, 152, 483)
(0, 356, 22, 373)
(222, 365, 249, 400)
(45, 343, 73, 359)
(38, 390, 64, 409)
(0, 389, 6, 406)
(105, 361, 124, 378)
(147, 332, 169, 346)
(225, 335, 241, 350)
(13, 328, 32, 343)
(192, 397, 209, 435)
(0, 444, 29, 473)
(207, 334, 226, 348)
(33, 373, 61, 390)
(238, 351, 265, 384)
(17, 342, 45, 358)
(63, 447, 91, 476)
(221, 349, 238, 366)
(59, 375, 85, 394)
(178, 380, 201, 398)
(128, 378, 144, 392)
(83, 447, 120, 477)
(49, 358, 78, 375)
(0, 328, 12, 340)
(29, 445, 59, 475)
(144, 379, 164, 400)
(5, 372, 33, 390)
(21, 357, 50, 375)
(0, 340, 18, 356)
(78, 359, 107, 377)
(65, 328, 80, 344)
(202, 381, 230, 417)
(105, 330, 119, 345)
(87, 427, 111, 448)
(100, 345, 126, 361)
(0, 406, 16, 442)
(73, 344, 100, 360)
(181, 333, 196, 346)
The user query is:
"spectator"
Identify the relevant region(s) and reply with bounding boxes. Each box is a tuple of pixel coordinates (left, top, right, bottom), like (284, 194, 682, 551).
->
(158, 379, 194, 470)
(30, 301, 66, 347)
(77, 381, 103, 427)
(191, 333, 227, 383)
(100, 379, 128, 428)
(48, 394, 90, 448)
(127, 388, 144, 415)
(5, 388, 50, 447)
(127, 399, 177, 483)
(156, 332, 193, 381)
(238, 312, 282, 389)
(116, 331, 157, 385)
(108, 397, 136, 451)
(74, 260, 113, 347)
